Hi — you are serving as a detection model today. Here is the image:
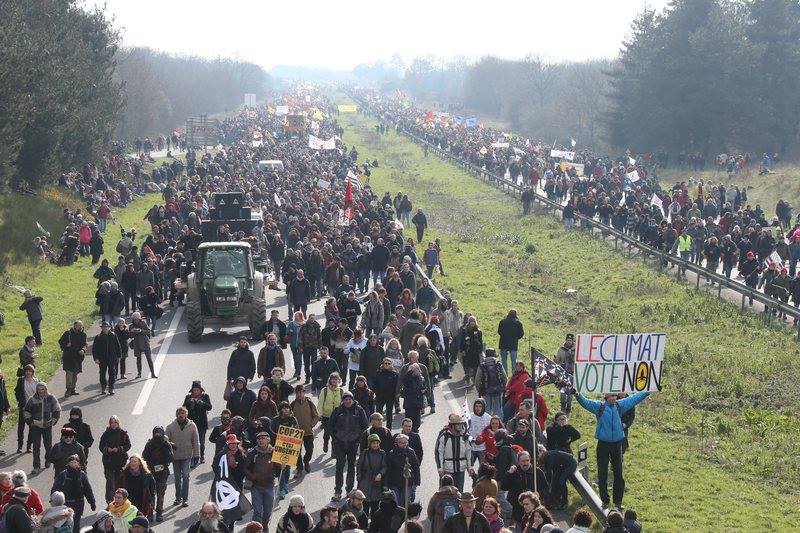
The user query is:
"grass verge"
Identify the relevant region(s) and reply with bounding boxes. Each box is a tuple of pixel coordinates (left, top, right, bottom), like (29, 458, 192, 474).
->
(0, 191, 159, 438)
(339, 110, 800, 530)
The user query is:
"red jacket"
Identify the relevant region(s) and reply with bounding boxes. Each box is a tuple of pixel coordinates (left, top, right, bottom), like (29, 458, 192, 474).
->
(505, 371, 531, 411)
(0, 487, 44, 515)
(533, 393, 549, 430)
(475, 427, 498, 458)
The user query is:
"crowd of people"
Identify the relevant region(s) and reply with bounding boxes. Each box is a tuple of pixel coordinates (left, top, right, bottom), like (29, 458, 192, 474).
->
(0, 87, 652, 533)
(352, 89, 800, 321)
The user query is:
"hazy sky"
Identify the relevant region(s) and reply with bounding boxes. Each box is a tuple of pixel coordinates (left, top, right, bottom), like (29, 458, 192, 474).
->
(86, 0, 670, 70)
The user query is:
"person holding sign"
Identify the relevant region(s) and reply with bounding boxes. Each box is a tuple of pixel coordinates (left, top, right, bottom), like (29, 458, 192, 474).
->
(572, 390, 649, 510)
(244, 431, 277, 532)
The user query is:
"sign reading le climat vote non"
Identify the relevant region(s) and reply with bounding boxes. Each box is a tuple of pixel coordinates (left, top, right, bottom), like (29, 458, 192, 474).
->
(574, 333, 665, 394)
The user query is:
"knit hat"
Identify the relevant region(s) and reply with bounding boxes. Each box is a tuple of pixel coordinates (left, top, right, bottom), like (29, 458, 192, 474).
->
(13, 486, 31, 500)
(50, 491, 65, 506)
(288, 494, 305, 507)
(368, 433, 381, 444)
(190, 380, 203, 391)
(131, 311, 141, 320)
(152, 426, 165, 435)
(342, 390, 354, 399)
(130, 516, 149, 528)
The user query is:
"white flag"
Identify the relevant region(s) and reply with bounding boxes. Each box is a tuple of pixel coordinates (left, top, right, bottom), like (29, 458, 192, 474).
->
(274, 192, 282, 207)
(571, 138, 576, 148)
(628, 156, 636, 166)
(650, 193, 663, 209)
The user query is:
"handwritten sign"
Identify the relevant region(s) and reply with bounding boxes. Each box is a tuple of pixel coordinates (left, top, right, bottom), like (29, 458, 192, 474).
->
(550, 149, 575, 161)
(273, 425, 304, 466)
(574, 333, 665, 393)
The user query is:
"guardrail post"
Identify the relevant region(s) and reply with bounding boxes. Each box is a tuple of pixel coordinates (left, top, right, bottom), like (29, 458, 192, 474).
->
(695, 272, 701, 291)
(717, 283, 722, 299)
(741, 293, 746, 312)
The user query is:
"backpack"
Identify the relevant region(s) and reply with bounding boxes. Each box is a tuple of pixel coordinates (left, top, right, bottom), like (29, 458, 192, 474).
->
(481, 361, 504, 395)
(441, 495, 459, 520)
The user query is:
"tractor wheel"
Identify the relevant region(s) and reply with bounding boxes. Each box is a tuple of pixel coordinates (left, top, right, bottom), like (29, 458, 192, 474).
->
(249, 297, 267, 340)
(186, 301, 204, 343)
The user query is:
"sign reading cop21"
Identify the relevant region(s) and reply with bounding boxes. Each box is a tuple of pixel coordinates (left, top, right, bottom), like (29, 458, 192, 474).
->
(574, 333, 665, 394)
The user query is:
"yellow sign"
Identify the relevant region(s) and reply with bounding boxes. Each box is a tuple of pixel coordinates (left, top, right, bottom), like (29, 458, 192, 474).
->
(338, 104, 357, 113)
(312, 110, 326, 121)
(273, 425, 304, 466)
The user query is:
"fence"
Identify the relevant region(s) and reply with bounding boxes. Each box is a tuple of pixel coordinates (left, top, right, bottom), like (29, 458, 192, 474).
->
(358, 103, 800, 338)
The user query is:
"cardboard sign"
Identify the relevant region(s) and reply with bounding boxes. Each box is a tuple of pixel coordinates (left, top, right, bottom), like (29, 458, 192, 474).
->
(273, 425, 304, 466)
(574, 333, 665, 393)
(275, 105, 289, 116)
(338, 104, 357, 113)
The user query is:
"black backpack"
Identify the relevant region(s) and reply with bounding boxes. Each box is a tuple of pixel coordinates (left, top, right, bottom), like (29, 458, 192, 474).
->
(482, 361, 504, 394)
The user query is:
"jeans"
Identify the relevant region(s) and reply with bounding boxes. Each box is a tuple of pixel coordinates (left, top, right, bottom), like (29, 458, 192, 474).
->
(564, 218, 574, 229)
(123, 291, 136, 314)
(290, 346, 302, 376)
(496, 489, 513, 519)
(301, 434, 314, 466)
(173, 458, 191, 502)
(448, 470, 466, 492)
(392, 485, 416, 508)
(251, 484, 275, 530)
(500, 349, 517, 372)
(471, 450, 486, 467)
(426, 264, 436, 278)
(279, 465, 290, 493)
(99, 361, 117, 392)
(501, 400, 517, 423)
(302, 347, 317, 380)
(333, 440, 359, 492)
(30, 319, 42, 345)
(485, 394, 502, 417)
(358, 269, 371, 292)
(17, 407, 30, 450)
(98, 218, 108, 232)
(371, 269, 386, 287)
(375, 397, 394, 429)
(29, 425, 52, 469)
(65, 499, 84, 533)
(448, 336, 461, 365)
(596, 440, 625, 505)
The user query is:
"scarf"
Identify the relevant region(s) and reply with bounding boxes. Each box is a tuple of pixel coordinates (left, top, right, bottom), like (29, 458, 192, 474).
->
(108, 499, 131, 516)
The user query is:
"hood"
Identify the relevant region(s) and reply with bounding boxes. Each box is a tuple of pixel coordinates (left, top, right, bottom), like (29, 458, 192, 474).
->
(473, 398, 486, 415)
(40, 505, 72, 526)
(437, 485, 461, 497)
(69, 407, 83, 424)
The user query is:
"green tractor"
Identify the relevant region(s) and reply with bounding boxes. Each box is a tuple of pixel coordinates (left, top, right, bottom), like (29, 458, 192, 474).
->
(185, 242, 267, 342)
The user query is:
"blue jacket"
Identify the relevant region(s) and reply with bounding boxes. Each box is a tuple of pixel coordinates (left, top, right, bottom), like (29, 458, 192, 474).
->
(576, 392, 649, 443)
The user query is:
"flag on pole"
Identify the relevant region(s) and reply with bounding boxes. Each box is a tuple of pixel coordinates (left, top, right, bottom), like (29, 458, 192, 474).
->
(571, 138, 577, 148)
(345, 170, 362, 192)
(274, 192, 282, 207)
(344, 179, 353, 207)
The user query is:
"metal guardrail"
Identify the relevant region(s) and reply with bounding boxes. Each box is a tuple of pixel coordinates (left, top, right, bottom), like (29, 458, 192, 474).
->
(358, 103, 800, 338)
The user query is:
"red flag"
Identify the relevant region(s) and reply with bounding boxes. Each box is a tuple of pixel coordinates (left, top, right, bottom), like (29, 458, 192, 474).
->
(425, 111, 434, 122)
(344, 179, 353, 206)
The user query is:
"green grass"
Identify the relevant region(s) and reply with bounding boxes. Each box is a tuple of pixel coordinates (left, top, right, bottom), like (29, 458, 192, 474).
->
(0, 191, 159, 429)
(339, 110, 800, 530)
(659, 164, 800, 221)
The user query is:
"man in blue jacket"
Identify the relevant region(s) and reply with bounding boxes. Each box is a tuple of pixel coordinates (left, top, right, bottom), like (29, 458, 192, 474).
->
(573, 390, 649, 509)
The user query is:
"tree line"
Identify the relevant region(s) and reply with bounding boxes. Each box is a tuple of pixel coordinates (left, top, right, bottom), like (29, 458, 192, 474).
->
(357, 0, 800, 158)
(114, 47, 273, 142)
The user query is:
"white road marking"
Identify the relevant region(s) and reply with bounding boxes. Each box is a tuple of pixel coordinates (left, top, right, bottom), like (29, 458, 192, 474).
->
(131, 307, 184, 415)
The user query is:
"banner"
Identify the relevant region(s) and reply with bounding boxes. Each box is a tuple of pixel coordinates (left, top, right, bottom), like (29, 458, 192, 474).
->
(212, 452, 252, 519)
(317, 178, 331, 190)
(491, 142, 510, 149)
(273, 425, 304, 466)
(337, 104, 357, 113)
(550, 149, 575, 161)
(650, 193, 663, 209)
(244, 93, 256, 107)
(574, 333, 665, 394)
(275, 105, 289, 116)
(465, 117, 478, 128)
(627, 170, 641, 183)
(308, 135, 336, 150)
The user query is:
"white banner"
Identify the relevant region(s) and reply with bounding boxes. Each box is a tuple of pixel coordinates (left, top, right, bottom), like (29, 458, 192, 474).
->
(650, 193, 663, 209)
(275, 105, 289, 116)
(308, 135, 336, 150)
(574, 333, 666, 393)
(244, 93, 257, 107)
(491, 142, 510, 149)
(550, 149, 575, 161)
(317, 178, 331, 190)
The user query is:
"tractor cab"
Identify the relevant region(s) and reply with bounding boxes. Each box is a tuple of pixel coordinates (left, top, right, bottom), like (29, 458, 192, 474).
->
(196, 243, 254, 316)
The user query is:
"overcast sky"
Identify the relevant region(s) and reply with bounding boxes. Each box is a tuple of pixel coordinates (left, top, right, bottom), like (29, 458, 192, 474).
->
(85, 0, 670, 70)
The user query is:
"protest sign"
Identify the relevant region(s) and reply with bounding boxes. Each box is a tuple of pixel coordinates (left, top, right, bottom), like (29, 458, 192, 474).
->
(626, 170, 641, 183)
(574, 333, 665, 393)
(273, 425, 304, 466)
(491, 142, 510, 148)
(338, 104, 357, 113)
(317, 178, 331, 190)
(244, 93, 256, 107)
(650, 193, 663, 209)
(550, 149, 575, 161)
(308, 134, 336, 150)
(275, 105, 289, 116)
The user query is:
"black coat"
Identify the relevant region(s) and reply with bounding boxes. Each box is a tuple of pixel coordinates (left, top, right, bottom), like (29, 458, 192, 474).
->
(59, 328, 87, 373)
(52, 466, 96, 507)
(227, 348, 256, 382)
(92, 332, 122, 363)
(183, 393, 213, 432)
(497, 315, 524, 351)
(226, 387, 257, 420)
(386, 446, 420, 488)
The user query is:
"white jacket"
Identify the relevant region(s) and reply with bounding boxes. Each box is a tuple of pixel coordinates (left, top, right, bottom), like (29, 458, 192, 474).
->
(468, 411, 492, 451)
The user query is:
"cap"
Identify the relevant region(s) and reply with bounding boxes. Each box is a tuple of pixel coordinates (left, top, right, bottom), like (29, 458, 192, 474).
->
(226, 433, 241, 445)
(448, 413, 465, 425)
(368, 433, 382, 443)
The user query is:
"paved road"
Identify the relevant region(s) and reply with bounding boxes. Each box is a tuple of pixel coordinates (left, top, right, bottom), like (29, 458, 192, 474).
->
(0, 283, 473, 531)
